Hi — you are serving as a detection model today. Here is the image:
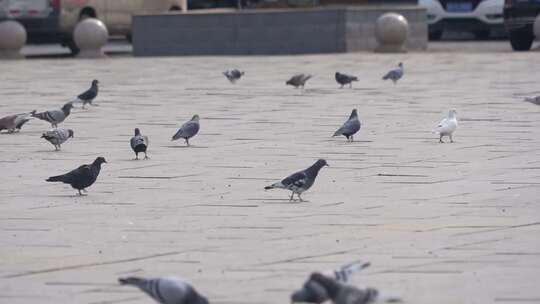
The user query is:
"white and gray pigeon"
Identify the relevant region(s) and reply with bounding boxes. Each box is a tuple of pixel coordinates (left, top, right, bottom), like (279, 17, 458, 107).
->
(223, 69, 244, 83)
(265, 159, 328, 202)
(382, 62, 403, 84)
(41, 128, 74, 151)
(172, 115, 200, 146)
(32, 102, 74, 128)
(333, 109, 361, 142)
(72, 79, 99, 109)
(0, 110, 36, 133)
(309, 273, 380, 304)
(130, 128, 149, 160)
(292, 261, 371, 304)
(335, 72, 358, 88)
(287, 73, 312, 89)
(118, 276, 209, 304)
(433, 109, 458, 143)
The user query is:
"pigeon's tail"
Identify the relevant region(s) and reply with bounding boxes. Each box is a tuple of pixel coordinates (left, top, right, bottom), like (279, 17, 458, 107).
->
(264, 185, 275, 190)
(382, 73, 390, 80)
(46, 175, 65, 182)
(334, 260, 371, 282)
(265, 182, 286, 190)
(332, 130, 342, 137)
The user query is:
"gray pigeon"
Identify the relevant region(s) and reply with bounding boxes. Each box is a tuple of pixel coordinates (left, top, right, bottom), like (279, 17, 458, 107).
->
(265, 159, 328, 202)
(335, 72, 358, 88)
(41, 128, 74, 151)
(286, 73, 312, 89)
(130, 128, 149, 160)
(172, 115, 200, 146)
(524, 96, 540, 105)
(333, 109, 361, 142)
(292, 261, 371, 304)
(46, 157, 106, 196)
(118, 276, 209, 304)
(382, 63, 403, 84)
(0, 110, 36, 133)
(223, 69, 244, 83)
(309, 273, 379, 304)
(32, 102, 74, 128)
(72, 79, 99, 109)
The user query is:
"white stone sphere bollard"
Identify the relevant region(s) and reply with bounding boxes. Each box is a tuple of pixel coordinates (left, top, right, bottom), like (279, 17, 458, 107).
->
(374, 12, 409, 53)
(0, 20, 27, 59)
(73, 18, 108, 58)
(534, 15, 540, 41)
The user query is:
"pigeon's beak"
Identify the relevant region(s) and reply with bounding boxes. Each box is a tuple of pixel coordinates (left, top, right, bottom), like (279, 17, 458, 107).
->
(326, 164, 330, 167)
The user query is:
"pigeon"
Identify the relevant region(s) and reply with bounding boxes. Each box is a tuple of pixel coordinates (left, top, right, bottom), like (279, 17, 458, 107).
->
(264, 159, 328, 202)
(382, 63, 403, 84)
(172, 115, 200, 146)
(41, 128, 74, 151)
(524, 96, 540, 106)
(333, 109, 361, 142)
(223, 69, 244, 83)
(118, 276, 209, 304)
(32, 102, 74, 128)
(335, 72, 358, 88)
(309, 273, 379, 304)
(46, 156, 106, 196)
(0, 110, 36, 133)
(72, 79, 99, 109)
(433, 109, 458, 143)
(130, 128, 149, 160)
(286, 73, 312, 89)
(292, 261, 371, 304)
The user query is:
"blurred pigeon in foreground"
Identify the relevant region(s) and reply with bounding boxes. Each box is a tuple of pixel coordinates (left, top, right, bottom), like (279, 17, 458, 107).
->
(292, 261, 371, 304)
(32, 102, 74, 128)
(335, 72, 358, 88)
(72, 79, 99, 109)
(265, 159, 328, 202)
(433, 109, 458, 143)
(309, 273, 379, 304)
(333, 109, 361, 142)
(382, 63, 403, 84)
(287, 73, 312, 89)
(46, 157, 106, 196)
(130, 128, 149, 160)
(0, 110, 36, 133)
(524, 96, 540, 106)
(223, 69, 244, 83)
(119, 276, 209, 304)
(172, 115, 200, 146)
(41, 128, 74, 151)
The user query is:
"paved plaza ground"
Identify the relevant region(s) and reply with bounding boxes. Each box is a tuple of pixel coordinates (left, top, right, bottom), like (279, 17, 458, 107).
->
(1, 42, 540, 304)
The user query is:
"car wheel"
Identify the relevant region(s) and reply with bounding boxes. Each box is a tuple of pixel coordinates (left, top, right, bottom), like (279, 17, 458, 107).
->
(473, 30, 490, 40)
(509, 30, 534, 51)
(429, 30, 443, 41)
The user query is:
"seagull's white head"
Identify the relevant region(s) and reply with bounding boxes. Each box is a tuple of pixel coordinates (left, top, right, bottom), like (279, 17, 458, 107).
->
(448, 109, 457, 118)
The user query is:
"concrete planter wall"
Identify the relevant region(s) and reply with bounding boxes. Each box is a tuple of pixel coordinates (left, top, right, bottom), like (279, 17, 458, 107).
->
(132, 6, 427, 56)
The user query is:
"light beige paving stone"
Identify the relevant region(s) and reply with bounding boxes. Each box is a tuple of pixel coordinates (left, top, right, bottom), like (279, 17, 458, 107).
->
(0, 51, 539, 304)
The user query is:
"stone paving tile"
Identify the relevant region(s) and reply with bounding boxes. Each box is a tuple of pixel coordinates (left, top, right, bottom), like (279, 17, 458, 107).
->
(0, 52, 539, 304)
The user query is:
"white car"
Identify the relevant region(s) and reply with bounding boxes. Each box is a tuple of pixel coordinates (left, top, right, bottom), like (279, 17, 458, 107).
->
(419, 0, 504, 40)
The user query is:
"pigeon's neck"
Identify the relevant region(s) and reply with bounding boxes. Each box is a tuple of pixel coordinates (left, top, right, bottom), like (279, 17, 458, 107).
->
(348, 112, 357, 120)
(314, 276, 340, 298)
(305, 163, 324, 178)
(62, 106, 72, 115)
(448, 112, 456, 120)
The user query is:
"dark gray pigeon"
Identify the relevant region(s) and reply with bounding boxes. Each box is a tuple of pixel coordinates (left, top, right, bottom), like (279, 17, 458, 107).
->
(286, 73, 312, 89)
(333, 109, 361, 142)
(41, 128, 74, 151)
(130, 128, 149, 160)
(32, 102, 74, 128)
(0, 110, 36, 133)
(172, 115, 200, 146)
(382, 63, 403, 84)
(119, 276, 209, 304)
(309, 273, 379, 304)
(291, 261, 371, 304)
(73, 79, 99, 109)
(265, 159, 328, 202)
(335, 72, 358, 88)
(46, 156, 106, 196)
(223, 69, 244, 83)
